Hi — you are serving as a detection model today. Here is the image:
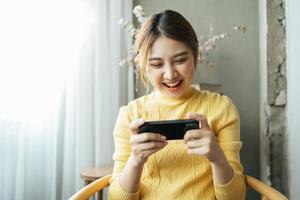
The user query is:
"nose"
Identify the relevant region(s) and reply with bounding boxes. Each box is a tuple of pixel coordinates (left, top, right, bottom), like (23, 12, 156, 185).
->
(163, 65, 177, 80)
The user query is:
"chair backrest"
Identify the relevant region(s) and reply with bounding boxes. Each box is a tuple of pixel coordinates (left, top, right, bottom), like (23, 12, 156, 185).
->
(70, 174, 288, 200)
(245, 175, 288, 200)
(69, 174, 111, 200)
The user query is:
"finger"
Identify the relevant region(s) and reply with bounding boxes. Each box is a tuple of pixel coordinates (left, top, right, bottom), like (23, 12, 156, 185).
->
(136, 141, 168, 151)
(185, 138, 208, 149)
(187, 113, 210, 129)
(129, 118, 145, 134)
(187, 146, 208, 155)
(131, 133, 166, 144)
(183, 129, 204, 142)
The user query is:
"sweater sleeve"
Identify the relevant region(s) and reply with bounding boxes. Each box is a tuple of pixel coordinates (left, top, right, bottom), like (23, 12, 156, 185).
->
(213, 96, 246, 200)
(108, 106, 140, 200)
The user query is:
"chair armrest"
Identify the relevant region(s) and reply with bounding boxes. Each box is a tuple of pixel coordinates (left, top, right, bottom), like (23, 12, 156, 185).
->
(69, 174, 112, 200)
(245, 175, 288, 200)
(70, 173, 288, 200)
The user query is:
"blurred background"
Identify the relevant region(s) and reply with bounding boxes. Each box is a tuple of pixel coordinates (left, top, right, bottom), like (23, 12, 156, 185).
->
(0, 0, 299, 199)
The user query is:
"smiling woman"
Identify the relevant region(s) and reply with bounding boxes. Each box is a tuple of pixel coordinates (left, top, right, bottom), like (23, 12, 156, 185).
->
(109, 10, 246, 200)
(128, 1, 262, 199)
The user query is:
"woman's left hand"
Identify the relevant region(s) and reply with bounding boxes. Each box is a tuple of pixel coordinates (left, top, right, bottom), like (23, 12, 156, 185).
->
(184, 112, 226, 164)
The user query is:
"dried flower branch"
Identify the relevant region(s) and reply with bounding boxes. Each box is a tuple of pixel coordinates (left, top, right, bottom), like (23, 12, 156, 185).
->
(119, 5, 246, 91)
(198, 25, 246, 68)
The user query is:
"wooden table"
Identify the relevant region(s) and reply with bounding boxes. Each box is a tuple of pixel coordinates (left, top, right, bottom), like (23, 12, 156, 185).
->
(80, 164, 113, 200)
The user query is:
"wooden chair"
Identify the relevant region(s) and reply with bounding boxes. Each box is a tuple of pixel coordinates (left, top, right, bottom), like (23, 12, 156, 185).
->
(69, 173, 288, 200)
(244, 175, 288, 200)
(79, 164, 113, 200)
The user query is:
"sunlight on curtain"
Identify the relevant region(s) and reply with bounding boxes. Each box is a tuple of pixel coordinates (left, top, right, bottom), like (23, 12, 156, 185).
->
(0, 0, 133, 200)
(0, 0, 93, 122)
(0, 0, 94, 199)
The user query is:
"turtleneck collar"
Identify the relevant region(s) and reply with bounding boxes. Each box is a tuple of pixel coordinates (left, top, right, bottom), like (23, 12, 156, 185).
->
(152, 86, 198, 107)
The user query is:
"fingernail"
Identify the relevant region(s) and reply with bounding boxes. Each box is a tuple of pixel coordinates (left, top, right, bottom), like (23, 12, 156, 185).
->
(138, 118, 144, 123)
(161, 135, 167, 140)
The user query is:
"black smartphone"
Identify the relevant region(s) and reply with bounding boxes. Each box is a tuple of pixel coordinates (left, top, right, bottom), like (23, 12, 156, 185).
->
(138, 119, 199, 140)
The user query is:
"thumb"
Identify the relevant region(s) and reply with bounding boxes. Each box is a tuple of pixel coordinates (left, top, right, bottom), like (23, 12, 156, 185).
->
(187, 113, 209, 129)
(129, 118, 145, 134)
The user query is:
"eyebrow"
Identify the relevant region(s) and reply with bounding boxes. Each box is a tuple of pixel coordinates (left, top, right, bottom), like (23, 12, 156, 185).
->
(148, 51, 189, 61)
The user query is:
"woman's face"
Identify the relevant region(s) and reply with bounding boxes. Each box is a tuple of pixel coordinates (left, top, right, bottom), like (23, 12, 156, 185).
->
(146, 36, 195, 98)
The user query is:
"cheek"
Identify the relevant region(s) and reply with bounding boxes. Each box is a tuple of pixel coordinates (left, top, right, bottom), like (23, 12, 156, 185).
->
(179, 64, 195, 78)
(146, 68, 163, 84)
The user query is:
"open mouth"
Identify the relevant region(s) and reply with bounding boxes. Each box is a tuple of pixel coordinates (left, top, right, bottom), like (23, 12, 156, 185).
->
(163, 80, 183, 88)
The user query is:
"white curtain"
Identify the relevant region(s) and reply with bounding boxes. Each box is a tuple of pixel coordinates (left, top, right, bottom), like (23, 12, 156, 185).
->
(0, 0, 134, 199)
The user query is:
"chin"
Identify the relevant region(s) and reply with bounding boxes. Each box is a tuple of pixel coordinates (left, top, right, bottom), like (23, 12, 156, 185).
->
(163, 88, 185, 99)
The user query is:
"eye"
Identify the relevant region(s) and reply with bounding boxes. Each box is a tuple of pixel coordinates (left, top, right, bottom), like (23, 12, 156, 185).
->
(149, 63, 163, 68)
(174, 58, 187, 64)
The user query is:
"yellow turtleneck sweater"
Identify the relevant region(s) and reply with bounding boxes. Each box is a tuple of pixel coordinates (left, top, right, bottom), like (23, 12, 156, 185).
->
(108, 87, 246, 200)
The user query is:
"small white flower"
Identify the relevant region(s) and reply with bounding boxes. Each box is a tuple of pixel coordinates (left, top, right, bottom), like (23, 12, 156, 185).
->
(118, 18, 125, 25)
(133, 5, 143, 14)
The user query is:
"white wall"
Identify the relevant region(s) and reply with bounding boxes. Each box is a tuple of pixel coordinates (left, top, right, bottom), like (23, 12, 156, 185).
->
(286, 0, 300, 199)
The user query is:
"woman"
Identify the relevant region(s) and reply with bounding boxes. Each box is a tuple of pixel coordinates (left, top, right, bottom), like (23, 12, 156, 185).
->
(108, 10, 246, 200)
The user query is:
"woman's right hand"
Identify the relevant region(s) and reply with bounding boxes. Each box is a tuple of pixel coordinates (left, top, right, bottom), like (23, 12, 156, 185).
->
(129, 118, 168, 165)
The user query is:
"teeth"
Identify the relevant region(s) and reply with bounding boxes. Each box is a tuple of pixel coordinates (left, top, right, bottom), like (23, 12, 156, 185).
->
(165, 80, 180, 87)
